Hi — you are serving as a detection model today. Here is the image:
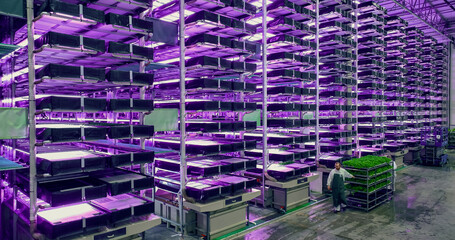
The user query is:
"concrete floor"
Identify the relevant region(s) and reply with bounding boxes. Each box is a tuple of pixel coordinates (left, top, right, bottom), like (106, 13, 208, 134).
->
(146, 151, 455, 240)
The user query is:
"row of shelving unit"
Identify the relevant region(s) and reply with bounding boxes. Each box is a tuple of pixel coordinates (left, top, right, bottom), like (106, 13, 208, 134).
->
(356, 2, 387, 158)
(402, 26, 425, 165)
(0, 0, 171, 239)
(316, 0, 356, 172)
(381, 15, 408, 166)
(0, 0, 451, 239)
(150, 0, 265, 237)
(241, 0, 319, 211)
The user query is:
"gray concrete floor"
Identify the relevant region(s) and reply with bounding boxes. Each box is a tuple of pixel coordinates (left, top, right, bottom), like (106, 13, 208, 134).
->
(146, 151, 455, 240)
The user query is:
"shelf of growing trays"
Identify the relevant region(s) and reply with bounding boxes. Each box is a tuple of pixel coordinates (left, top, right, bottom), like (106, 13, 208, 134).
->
(383, 16, 407, 148)
(343, 156, 394, 211)
(0, 0, 181, 238)
(149, 0, 267, 237)
(240, 0, 320, 212)
(403, 26, 425, 150)
(356, 2, 387, 157)
(316, 0, 357, 172)
(0, 0, 451, 238)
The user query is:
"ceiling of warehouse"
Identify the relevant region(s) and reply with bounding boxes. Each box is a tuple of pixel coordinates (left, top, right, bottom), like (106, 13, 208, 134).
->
(375, 0, 455, 43)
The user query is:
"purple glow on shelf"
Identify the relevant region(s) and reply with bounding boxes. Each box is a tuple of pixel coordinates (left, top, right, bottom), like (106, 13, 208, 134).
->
(38, 203, 101, 223)
(0, 0, 448, 233)
(37, 151, 98, 161)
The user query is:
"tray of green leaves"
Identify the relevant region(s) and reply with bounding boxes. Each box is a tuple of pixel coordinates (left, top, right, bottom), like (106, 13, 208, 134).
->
(343, 156, 392, 173)
(373, 165, 393, 176)
(370, 180, 391, 192)
(348, 165, 392, 179)
(347, 172, 392, 186)
(347, 179, 392, 194)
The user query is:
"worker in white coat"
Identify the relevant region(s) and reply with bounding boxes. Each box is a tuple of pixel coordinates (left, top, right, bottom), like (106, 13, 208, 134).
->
(327, 162, 354, 212)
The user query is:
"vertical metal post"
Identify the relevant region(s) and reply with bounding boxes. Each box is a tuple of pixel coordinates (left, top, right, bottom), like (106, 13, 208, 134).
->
(26, 0, 37, 235)
(344, 5, 354, 158)
(10, 20, 19, 203)
(354, 6, 359, 157)
(9, 17, 15, 108)
(315, 0, 320, 162)
(139, 10, 147, 175)
(107, 91, 114, 123)
(239, 74, 245, 121)
(447, 43, 450, 127)
(261, 0, 268, 206)
(400, 41, 404, 142)
(178, 0, 187, 236)
(380, 17, 384, 149)
(239, 73, 246, 158)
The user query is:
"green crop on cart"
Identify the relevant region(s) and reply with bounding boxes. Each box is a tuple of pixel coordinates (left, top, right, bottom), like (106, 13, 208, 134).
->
(347, 169, 367, 176)
(348, 172, 392, 186)
(372, 180, 391, 192)
(375, 165, 393, 175)
(343, 156, 391, 169)
(375, 172, 392, 181)
(347, 180, 392, 194)
(347, 184, 367, 192)
(347, 165, 392, 177)
(349, 178, 368, 184)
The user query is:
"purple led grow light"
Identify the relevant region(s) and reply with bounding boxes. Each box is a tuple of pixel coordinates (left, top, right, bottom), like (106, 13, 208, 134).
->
(154, 33, 258, 61)
(0, 0, 449, 237)
(66, 0, 152, 15)
(267, 0, 314, 20)
(37, 202, 108, 239)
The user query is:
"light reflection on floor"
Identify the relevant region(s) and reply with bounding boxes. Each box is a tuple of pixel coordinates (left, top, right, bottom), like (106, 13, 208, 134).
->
(233, 154, 455, 240)
(146, 153, 455, 240)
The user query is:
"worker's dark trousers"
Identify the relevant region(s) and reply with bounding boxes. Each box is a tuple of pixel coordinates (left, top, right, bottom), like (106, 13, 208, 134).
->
(332, 174, 347, 207)
(332, 187, 347, 207)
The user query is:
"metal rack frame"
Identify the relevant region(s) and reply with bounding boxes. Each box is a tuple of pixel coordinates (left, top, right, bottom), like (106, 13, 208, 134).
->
(345, 162, 394, 212)
(16, 0, 164, 238)
(26, 0, 38, 231)
(0, 0, 451, 239)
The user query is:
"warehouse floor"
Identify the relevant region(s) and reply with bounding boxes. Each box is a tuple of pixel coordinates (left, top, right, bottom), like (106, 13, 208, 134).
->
(146, 151, 455, 240)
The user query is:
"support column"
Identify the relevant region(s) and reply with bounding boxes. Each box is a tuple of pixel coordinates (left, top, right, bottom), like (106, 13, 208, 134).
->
(261, 0, 268, 206)
(26, 0, 37, 235)
(315, 0, 320, 162)
(178, 0, 187, 236)
(450, 43, 455, 127)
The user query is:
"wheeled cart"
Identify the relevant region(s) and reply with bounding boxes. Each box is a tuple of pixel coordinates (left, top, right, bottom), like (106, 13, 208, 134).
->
(154, 189, 260, 239)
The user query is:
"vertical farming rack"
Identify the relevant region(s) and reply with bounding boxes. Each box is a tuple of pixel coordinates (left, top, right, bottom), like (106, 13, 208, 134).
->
(0, 0, 450, 239)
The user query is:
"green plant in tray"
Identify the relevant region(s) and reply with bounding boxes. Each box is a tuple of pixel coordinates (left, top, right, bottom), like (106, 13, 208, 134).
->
(347, 180, 392, 194)
(348, 172, 392, 186)
(375, 166, 392, 175)
(343, 156, 391, 172)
